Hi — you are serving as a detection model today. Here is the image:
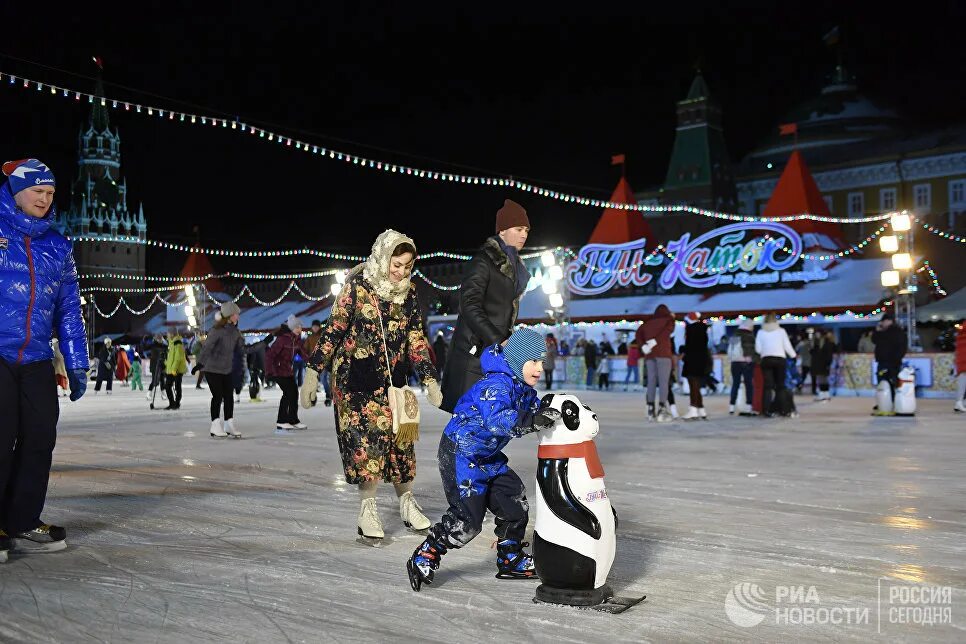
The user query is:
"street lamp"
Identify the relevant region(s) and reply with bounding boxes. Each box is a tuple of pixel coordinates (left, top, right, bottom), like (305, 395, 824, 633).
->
(879, 210, 918, 350)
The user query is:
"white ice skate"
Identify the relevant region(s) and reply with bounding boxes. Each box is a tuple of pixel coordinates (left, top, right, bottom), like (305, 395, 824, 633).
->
(954, 400, 966, 413)
(682, 406, 701, 420)
(210, 419, 228, 438)
(224, 419, 242, 439)
(698, 407, 708, 420)
(357, 498, 385, 544)
(656, 404, 673, 423)
(399, 491, 431, 532)
(292, 422, 308, 430)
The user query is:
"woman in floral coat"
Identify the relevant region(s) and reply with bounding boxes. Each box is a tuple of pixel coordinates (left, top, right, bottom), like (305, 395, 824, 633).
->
(305, 229, 443, 541)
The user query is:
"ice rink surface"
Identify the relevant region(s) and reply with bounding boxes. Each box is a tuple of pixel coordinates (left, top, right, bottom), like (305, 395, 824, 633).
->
(1, 382, 964, 643)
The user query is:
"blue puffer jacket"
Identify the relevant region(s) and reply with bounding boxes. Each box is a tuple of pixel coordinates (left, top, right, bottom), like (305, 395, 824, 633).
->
(443, 344, 539, 464)
(0, 183, 88, 371)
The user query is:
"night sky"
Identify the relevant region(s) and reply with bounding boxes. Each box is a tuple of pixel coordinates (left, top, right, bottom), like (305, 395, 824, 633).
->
(1, 2, 962, 275)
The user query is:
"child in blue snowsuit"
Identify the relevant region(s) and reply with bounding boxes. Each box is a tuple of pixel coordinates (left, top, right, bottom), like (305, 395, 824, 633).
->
(407, 329, 561, 591)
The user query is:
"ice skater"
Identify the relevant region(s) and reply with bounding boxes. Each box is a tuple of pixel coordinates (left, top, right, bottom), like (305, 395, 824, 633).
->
(196, 302, 246, 438)
(303, 230, 442, 542)
(93, 338, 115, 394)
(0, 158, 89, 560)
(407, 329, 561, 591)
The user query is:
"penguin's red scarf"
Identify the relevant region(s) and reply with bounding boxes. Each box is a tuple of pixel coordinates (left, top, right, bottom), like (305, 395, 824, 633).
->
(537, 441, 604, 479)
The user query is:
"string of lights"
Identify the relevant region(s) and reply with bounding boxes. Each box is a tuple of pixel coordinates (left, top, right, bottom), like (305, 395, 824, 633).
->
(2, 69, 896, 224)
(917, 219, 966, 244)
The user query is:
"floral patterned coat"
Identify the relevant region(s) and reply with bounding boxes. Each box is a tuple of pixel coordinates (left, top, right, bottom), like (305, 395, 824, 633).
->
(308, 273, 438, 484)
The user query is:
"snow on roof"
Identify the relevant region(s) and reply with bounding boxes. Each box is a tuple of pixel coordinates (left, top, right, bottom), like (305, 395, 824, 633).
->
(519, 258, 890, 321)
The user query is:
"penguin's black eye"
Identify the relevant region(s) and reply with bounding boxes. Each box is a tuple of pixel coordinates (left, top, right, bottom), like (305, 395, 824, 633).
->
(561, 400, 580, 431)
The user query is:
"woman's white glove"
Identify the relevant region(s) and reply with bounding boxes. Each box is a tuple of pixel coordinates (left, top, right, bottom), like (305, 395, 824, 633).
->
(300, 368, 320, 409)
(425, 378, 443, 408)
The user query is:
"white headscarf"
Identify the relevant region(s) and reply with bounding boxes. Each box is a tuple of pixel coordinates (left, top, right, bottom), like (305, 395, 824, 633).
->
(348, 229, 416, 305)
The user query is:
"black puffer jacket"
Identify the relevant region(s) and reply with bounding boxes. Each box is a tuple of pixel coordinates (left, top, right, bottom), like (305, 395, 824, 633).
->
(441, 236, 525, 412)
(873, 324, 906, 367)
(682, 321, 711, 378)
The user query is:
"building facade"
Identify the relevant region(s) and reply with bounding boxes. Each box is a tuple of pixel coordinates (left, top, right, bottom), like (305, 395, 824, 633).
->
(53, 77, 148, 290)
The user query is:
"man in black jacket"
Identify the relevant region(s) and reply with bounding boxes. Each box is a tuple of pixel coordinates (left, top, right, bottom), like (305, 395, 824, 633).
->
(872, 313, 907, 403)
(441, 199, 531, 412)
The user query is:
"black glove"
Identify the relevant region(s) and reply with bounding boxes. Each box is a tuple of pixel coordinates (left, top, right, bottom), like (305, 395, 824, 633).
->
(532, 407, 562, 430)
(511, 408, 561, 437)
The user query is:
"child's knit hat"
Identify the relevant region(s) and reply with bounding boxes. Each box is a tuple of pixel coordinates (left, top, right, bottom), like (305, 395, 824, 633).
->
(503, 328, 547, 382)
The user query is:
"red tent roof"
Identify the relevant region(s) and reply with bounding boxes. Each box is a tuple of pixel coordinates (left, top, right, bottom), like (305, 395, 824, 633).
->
(180, 250, 225, 293)
(587, 177, 654, 246)
(761, 150, 844, 247)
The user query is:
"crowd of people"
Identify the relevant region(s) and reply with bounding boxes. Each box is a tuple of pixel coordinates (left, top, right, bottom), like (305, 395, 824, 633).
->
(1, 155, 963, 598)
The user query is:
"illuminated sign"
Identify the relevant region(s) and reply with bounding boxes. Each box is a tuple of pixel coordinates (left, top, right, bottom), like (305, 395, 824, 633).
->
(567, 222, 829, 296)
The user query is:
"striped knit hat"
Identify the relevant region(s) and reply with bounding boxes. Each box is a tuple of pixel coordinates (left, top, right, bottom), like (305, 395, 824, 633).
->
(503, 328, 547, 382)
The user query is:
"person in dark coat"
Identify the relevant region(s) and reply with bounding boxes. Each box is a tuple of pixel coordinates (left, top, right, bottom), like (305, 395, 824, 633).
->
(441, 200, 531, 412)
(266, 315, 305, 430)
(872, 313, 907, 403)
(246, 334, 269, 400)
(94, 338, 116, 394)
(432, 331, 448, 378)
(810, 330, 838, 402)
(583, 338, 598, 388)
(681, 312, 711, 419)
(635, 303, 676, 421)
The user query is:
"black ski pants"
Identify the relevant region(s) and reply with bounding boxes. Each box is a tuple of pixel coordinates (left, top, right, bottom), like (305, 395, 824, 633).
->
(275, 376, 300, 425)
(431, 435, 528, 548)
(206, 372, 234, 421)
(0, 358, 59, 534)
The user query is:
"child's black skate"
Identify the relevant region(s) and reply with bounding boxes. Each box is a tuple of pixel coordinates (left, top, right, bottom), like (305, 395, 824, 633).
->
(408, 533, 448, 592)
(495, 539, 536, 579)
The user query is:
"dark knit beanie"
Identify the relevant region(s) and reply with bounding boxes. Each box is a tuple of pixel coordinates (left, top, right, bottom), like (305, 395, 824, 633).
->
(503, 328, 547, 382)
(495, 199, 530, 233)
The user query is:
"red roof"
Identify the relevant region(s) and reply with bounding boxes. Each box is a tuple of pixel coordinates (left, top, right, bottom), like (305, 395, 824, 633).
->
(587, 177, 654, 247)
(179, 250, 225, 293)
(762, 150, 844, 247)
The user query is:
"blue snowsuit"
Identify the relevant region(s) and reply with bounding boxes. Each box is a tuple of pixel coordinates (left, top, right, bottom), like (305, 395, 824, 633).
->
(432, 345, 539, 547)
(0, 182, 88, 534)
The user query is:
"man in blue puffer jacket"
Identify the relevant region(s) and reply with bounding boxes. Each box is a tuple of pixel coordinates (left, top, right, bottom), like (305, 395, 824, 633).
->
(0, 159, 89, 562)
(407, 329, 562, 591)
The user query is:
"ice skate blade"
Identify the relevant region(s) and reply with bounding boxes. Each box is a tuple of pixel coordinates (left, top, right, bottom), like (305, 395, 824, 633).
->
(403, 521, 430, 535)
(13, 539, 67, 553)
(495, 570, 538, 580)
(532, 594, 645, 614)
(356, 536, 390, 548)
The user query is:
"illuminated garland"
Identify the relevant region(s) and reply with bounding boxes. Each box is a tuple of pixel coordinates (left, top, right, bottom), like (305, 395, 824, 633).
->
(916, 261, 947, 296)
(81, 269, 344, 281)
(519, 301, 896, 330)
(3, 69, 894, 224)
(917, 220, 966, 244)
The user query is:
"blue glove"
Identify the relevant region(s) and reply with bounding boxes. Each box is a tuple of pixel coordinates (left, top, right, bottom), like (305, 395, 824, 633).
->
(67, 368, 88, 401)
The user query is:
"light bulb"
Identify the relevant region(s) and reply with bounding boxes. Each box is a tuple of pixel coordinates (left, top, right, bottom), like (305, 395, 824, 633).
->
(879, 235, 899, 253)
(880, 270, 900, 287)
(330, 283, 342, 296)
(541, 279, 559, 295)
(184, 305, 194, 316)
(549, 293, 564, 308)
(891, 213, 912, 231)
(335, 270, 347, 285)
(541, 251, 555, 267)
(891, 253, 912, 270)
(549, 265, 564, 281)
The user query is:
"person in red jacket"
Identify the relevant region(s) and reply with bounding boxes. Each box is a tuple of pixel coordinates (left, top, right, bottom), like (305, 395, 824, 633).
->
(266, 315, 306, 432)
(624, 340, 641, 391)
(635, 303, 676, 422)
(955, 324, 966, 413)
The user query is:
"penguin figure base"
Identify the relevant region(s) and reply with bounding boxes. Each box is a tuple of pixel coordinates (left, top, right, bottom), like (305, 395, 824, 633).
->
(533, 584, 646, 614)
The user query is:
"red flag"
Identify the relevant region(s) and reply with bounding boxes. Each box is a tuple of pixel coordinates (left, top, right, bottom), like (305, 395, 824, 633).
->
(92, 56, 104, 70)
(779, 123, 798, 136)
(611, 154, 626, 166)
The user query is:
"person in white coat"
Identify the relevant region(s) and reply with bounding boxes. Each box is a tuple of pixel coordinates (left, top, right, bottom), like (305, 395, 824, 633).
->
(754, 312, 797, 417)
